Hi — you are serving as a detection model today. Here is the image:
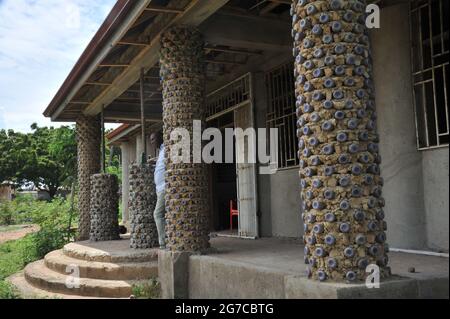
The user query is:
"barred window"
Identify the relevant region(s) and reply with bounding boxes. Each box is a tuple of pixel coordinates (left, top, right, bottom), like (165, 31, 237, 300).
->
(265, 62, 298, 169)
(410, 0, 449, 150)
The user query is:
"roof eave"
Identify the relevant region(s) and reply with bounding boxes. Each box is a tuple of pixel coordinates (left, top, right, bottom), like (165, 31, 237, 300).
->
(43, 0, 137, 119)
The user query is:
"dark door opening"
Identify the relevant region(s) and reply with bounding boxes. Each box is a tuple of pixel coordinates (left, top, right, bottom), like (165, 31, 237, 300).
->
(207, 112, 238, 232)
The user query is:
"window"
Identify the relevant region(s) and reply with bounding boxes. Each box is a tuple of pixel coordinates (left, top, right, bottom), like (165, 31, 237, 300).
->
(265, 62, 298, 168)
(206, 74, 251, 120)
(410, 0, 449, 149)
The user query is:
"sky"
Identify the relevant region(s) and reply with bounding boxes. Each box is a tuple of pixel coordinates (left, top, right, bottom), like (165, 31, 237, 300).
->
(0, 0, 118, 132)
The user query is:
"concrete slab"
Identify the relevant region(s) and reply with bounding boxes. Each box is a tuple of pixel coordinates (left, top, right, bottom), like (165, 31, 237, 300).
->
(189, 256, 287, 299)
(185, 237, 449, 299)
(285, 275, 419, 299)
(63, 238, 158, 263)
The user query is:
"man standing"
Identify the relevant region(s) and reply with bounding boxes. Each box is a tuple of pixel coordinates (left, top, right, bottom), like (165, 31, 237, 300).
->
(150, 131, 166, 249)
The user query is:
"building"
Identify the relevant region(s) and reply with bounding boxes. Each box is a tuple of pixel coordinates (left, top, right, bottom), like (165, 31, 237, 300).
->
(21, 0, 447, 298)
(89, 0, 450, 252)
(0, 182, 14, 202)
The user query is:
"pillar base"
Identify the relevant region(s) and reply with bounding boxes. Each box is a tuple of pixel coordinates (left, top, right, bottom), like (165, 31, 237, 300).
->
(129, 163, 158, 249)
(89, 174, 120, 242)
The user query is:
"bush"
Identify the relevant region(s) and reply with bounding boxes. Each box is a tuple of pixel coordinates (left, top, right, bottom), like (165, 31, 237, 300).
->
(0, 235, 36, 299)
(0, 202, 15, 225)
(0, 195, 78, 298)
(0, 194, 37, 226)
(24, 197, 76, 259)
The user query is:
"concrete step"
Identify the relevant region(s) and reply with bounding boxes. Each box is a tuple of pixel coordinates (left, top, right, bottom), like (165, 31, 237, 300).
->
(24, 260, 141, 298)
(63, 240, 158, 263)
(45, 250, 158, 280)
(7, 271, 126, 299)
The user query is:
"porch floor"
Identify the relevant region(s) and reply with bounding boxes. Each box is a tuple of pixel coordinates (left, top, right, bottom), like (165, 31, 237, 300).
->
(208, 237, 449, 280)
(181, 236, 450, 298)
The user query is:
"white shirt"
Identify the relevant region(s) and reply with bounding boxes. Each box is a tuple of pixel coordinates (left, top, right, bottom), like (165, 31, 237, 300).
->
(154, 144, 165, 194)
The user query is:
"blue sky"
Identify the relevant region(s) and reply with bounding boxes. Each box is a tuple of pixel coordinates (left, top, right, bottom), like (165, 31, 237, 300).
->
(0, 0, 117, 132)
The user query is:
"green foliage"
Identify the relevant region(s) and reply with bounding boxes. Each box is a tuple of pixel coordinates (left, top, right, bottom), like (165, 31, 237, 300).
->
(0, 202, 14, 225)
(0, 236, 35, 280)
(24, 197, 75, 258)
(0, 196, 76, 298)
(106, 145, 122, 184)
(0, 236, 37, 299)
(0, 280, 20, 299)
(0, 194, 33, 225)
(132, 278, 161, 299)
(106, 165, 122, 184)
(0, 124, 77, 198)
(1, 196, 76, 259)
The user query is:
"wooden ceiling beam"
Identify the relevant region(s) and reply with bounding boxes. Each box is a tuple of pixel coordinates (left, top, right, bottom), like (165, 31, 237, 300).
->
(201, 12, 291, 52)
(85, 82, 113, 86)
(269, 0, 291, 4)
(70, 101, 91, 105)
(249, 0, 290, 11)
(116, 41, 261, 57)
(206, 59, 245, 65)
(204, 46, 262, 56)
(220, 6, 289, 22)
(260, 2, 280, 15)
(98, 64, 130, 68)
(83, 0, 229, 117)
(117, 40, 149, 46)
(144, 5, 184, 14)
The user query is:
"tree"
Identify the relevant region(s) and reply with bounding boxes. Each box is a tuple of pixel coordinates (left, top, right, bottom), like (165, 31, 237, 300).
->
(0, 124, 77, 198)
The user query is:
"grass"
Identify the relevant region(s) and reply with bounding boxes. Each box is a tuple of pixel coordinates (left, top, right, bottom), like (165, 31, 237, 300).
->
(132, 278, 161, 299)
(0, 235, 39, 299)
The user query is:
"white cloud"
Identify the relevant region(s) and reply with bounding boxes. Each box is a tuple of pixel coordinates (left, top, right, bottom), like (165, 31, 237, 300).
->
(0, 0, 116, 132)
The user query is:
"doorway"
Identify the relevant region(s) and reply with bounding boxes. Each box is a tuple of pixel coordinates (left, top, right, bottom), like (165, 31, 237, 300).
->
(209, 112, 238, 234)
(206, 73, 259, 239)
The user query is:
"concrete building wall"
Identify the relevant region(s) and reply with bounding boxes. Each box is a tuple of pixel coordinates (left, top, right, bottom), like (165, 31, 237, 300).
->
(259, 54, 302, 239)
(254, 56, 302, 239)
(253, 72, 272, 237)
(422, 148, 449, 251)
(372, 3, 449, 252)
(372, 4, 427, 249)
(269, 168, 302, 238)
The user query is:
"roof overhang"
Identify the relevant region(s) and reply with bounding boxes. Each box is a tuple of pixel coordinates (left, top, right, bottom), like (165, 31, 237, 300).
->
(43, 0, 230, 123)
(43, 0, 144, 120)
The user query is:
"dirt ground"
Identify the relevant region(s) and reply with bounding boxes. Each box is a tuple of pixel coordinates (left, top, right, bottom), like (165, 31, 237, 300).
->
(0, 225, 39, 244)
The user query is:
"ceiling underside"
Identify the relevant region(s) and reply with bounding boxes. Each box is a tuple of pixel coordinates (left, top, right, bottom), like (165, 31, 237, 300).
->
(46, 0, 398, 124)
(46, 0, 294, 123)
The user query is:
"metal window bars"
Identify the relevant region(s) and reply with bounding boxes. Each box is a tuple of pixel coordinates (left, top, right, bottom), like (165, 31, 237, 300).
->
(206, 73, 252, 121)
(410, 0, 449, 150)
(265, 62, 298, 169)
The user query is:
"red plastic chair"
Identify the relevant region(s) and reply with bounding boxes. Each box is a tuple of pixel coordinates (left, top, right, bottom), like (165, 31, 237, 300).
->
(230, 200, 239, 231)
